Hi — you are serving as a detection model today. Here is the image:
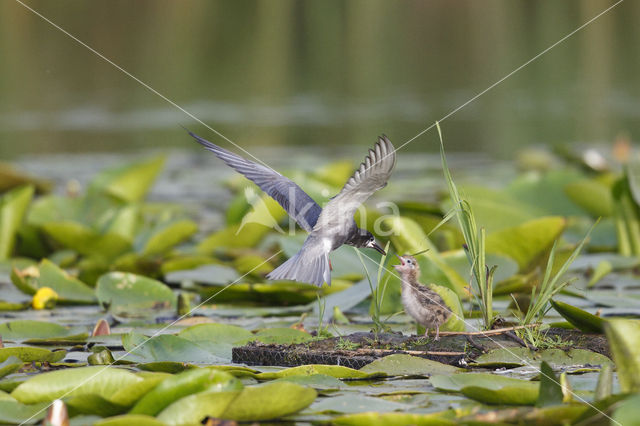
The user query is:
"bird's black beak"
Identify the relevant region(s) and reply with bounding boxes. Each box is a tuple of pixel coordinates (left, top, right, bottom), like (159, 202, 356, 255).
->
(367, 240, 386, 255)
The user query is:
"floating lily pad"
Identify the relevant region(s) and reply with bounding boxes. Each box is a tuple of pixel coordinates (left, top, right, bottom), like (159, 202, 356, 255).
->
(0, 357, 22, 379)
(256, 365, 380, 380)
(0, 400, 49, 424)
(309, 393, 408, 414)
(254, 328, 313, 345)
(131, 368, 240, 416)
(333, 411, 455, 426)
(140, 219, 198, 256)
(550, 300, 606, 333)
(122, 333, 226, 364)
(10, 259, 96, 304)
(431, 373, 539, 405)
(41, 221, 132, 259)
(165, 264, 239, 285)
(271, 373, 345, 391)
(0, 185, 34, 261)
(0, 347, 65, 363)
(94, 414, 166, 426)
(604, 319, 640, 393)
(109, 373, 170, 407)
(96, 272, 176, 315)
(220, 381, 317, 421)
(359, 354, 461, 376)
(156, 390, 241, 425)
(90, 155, 165, 203)
(177, 323, 254, 360)
(472, 348, 612, 368)
(11, 366, 141, 404)
(486, 216, 566, 271)
(0, 320, 85, 342)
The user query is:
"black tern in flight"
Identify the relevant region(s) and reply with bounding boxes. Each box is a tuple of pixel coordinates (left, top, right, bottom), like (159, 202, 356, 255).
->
(189, 132, 396, 286)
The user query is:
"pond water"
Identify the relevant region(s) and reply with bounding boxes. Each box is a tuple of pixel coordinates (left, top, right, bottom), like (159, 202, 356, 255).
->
(2, 0, 640, 159)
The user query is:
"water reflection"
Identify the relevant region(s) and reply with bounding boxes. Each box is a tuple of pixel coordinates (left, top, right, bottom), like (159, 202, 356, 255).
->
(0, 0, 638, 158)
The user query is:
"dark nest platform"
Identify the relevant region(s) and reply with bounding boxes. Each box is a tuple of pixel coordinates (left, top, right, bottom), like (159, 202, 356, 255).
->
(232, 328, 610, 369)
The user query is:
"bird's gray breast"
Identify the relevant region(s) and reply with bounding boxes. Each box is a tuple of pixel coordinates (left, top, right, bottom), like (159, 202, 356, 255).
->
(311, 218, 358, 251)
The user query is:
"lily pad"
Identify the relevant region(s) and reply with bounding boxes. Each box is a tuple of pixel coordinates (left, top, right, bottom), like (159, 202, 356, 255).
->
(472, 347, 612, 368)
(220, 381, 317, 421)
(550, 300, 606, 333)
(486, 216, 566, 271)
(536, 361, 563, 407)
(360, 354, 461, 376)
(0, 320, 85, 342)
(94, 414, 166, 426)
(96, 272, 176, 315)
(157, 390, 241, 425)
(139, 220, 198, 256)
(604, 319, 640, 393)
(257, 365, 381, 380)
(0, 347, 66, 363)
(0, 400, 49, 424)
(333, 411, 455, 426)
(11, 366, 141, 404)
(431, 373, 539, 405)
(254, 327, 313, 345)
(0, 357, 22, 379)
(122, 333, 227, 364)
(565, 179, 613, 217)
(89, 155, 165, 203)
(272, 373, 345, 391)
(177, 323, 254, 360)
(131, 368, 240, 416)
(165, 264, 239, 285)
(309, 393, 408, 414)
(0, 185, 34, 261)
(41, 221, 132, 259)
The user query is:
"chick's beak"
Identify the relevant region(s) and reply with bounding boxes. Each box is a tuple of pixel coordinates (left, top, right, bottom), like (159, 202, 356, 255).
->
(367, 239, 386, 255)
(395, 254, 405, 266)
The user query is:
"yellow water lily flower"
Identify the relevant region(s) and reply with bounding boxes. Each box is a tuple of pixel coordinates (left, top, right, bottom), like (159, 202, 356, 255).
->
(32, 287, 59, 310)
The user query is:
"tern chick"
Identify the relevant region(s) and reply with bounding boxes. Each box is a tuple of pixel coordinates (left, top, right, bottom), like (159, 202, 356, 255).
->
(189, 131, 396, 286)
(394, 255, 451, 340)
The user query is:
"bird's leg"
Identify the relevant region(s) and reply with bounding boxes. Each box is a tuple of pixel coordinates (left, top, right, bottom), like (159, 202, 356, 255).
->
(329, 260, 333, 271)
(434, 326, 440, 341)
(424, 328, 429, 338)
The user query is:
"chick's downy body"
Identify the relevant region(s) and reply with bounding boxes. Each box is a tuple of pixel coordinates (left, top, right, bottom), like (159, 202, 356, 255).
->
(394, 255, 451, 340)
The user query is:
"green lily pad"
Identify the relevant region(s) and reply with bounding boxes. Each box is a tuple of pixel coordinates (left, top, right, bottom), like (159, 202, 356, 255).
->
(565, 179, 613, 217)
(253, 327, 313, 345)
(177, 323, 254, 360)
(0, 357, 22, 379)
(612, 392, 640, 426)
(156, 390, 241, 425)
(165, 263, 239, 285)
(0, 400, 49, 424)
(431, 372, 539, 404)
(0, 320, 85, 341)
(41, 221, 132, 259)
(140, 219, 198, 256)
(536, 361, 563, 407)
(604, 319, 640, 393)
(11, 366, 141, 404)
(122, 333, 226, 364)
(109, 373, 170, 407)
(94, 414, 166, 426)
(486, 216, 566, 271)
(65, 393, 128, 417)
(333, 411, 455, 426)
(472, 347, 612, 368)
(550, 300, 606, 333)
(0, 347, 65, 363)
(90, 155, 165, 203)
(96, 272, 176, 315)
(256, 365, 380, 380)
(309, 393, 409, 414)
(359, 354, 460, 376)
(220, 382, 317, 421)
(0, 185, 34, 261)
(271, 374, 345, 391)
(131, 368, 240, 416)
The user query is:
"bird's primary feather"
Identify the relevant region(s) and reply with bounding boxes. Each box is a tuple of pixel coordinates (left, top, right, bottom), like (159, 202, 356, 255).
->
(189, 131, 322, 232)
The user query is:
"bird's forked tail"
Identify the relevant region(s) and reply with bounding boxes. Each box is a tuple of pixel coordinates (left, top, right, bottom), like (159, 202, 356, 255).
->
(267, 251, 331, 287)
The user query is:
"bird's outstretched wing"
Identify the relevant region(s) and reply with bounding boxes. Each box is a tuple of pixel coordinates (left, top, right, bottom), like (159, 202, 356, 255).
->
(315, 135, 396, 232)
(189, 131, 322, 232)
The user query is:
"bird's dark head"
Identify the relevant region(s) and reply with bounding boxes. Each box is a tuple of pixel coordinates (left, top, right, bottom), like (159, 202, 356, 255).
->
(393, 254, 420, 279)
(355, 231, 386, 255)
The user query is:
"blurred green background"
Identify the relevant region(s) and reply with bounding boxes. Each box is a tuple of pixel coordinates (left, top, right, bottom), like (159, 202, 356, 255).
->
(0, 0, 637, 158)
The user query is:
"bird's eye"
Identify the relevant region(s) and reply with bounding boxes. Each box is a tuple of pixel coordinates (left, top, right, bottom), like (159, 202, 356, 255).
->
(406, 259, 412, 264)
